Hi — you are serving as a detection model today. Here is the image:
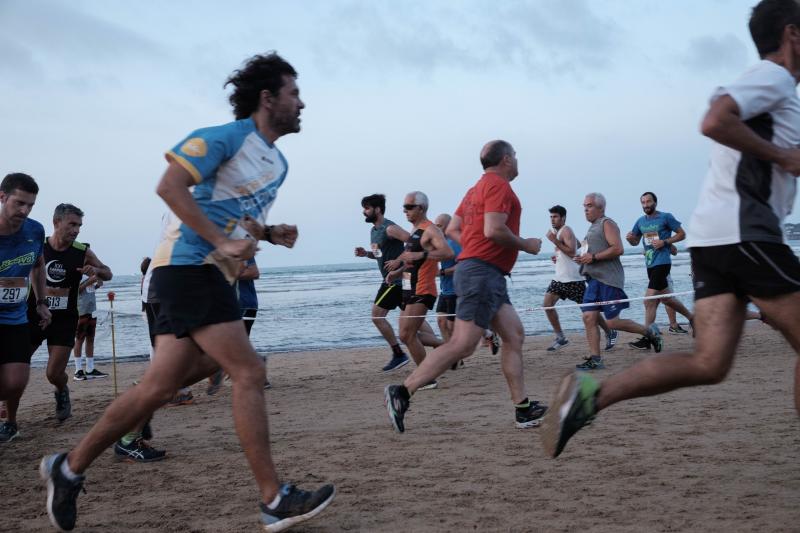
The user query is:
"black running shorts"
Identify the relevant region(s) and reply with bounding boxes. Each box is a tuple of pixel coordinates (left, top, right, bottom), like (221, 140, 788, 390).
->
(29, 313, 79, 349)
(151, 265, 241, 339)
(646, 264, 671, 291)
(435, 294, 457, 321)
(546, 280, 586, 304)
(374, 282, 402, 311)
(691, 242, 800, 300)
(402, 293, 436, 310)
(242, 308, 257, 336)
(0, 323, 32, 365)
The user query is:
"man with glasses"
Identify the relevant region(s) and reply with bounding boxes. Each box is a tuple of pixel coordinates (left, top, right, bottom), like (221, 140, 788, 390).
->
(384, 192, 453, 389)
(384, 140, 549, 432)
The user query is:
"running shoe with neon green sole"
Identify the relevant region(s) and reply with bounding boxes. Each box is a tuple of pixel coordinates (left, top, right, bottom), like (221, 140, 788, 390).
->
(541, 372, 599, 458)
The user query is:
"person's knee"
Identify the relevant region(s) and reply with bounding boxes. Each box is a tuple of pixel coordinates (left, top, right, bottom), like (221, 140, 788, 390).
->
(582, 313, 598, 327)
(691, 353, 733, 385)
(228, 357, 266, 387)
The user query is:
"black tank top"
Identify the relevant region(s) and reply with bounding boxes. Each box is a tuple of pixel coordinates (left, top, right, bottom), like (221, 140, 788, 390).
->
(27, 239, 88, 317)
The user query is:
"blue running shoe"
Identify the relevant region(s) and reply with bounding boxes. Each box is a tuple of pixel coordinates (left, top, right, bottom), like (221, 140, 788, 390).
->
(381, 354, 410, 373)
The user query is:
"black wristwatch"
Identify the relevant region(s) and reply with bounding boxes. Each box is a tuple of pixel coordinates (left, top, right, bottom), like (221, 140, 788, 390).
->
(421, 251, 429, 261)
(36, 298, 48, 306)
(263, 225, 275, 244)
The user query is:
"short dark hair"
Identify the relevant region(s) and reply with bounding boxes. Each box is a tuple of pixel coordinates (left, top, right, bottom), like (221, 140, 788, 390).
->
(1, 172, 39, 195)
(225, 52, 298, 120)
(549, 205, 567, 218)
(53, 203, 84, 221)
(641, 191, 658, 204)
(749, 0, 800, 58)
(480, 140, 513, 169)
(361, 194, 386, 214)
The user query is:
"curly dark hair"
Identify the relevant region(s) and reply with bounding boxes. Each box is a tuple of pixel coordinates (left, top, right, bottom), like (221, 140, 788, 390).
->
(224, 52, 298, 120)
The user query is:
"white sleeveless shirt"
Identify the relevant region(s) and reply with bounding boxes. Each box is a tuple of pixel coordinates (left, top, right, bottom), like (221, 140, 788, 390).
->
(553, 226, 584, 283)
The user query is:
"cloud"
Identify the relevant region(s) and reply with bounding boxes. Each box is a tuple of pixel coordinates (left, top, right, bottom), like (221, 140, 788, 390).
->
(0, 2, 164, 87)
(682, 33, 749, 73)
(309, 0, 623, 80)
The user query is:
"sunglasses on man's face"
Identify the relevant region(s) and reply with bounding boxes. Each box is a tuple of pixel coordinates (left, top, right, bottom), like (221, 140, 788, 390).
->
(403, 204, 419, 211)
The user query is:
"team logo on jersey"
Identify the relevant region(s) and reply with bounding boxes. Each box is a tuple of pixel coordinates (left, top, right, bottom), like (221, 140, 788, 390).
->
(0, 252, 35, 273)
(45, 260, 67, 283)
(180, 137, 208, 158)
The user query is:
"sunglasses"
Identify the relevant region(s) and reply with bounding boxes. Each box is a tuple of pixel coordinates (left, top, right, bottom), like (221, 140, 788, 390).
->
(403, 204, 419, 211)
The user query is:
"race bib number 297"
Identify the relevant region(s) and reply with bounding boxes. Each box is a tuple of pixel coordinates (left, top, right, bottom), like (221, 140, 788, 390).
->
(0, 277, 28, 304)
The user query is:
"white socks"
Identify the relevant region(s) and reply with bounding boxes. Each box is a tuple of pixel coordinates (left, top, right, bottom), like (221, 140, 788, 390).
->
(74, 356, 84, 372)
(86, 358, 95, 373)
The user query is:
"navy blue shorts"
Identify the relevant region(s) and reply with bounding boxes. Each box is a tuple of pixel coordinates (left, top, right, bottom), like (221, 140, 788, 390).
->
(582, 278, 629, 319)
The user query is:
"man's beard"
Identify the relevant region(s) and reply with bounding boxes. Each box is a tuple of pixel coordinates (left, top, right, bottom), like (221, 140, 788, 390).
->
(365, 214, 377, 223)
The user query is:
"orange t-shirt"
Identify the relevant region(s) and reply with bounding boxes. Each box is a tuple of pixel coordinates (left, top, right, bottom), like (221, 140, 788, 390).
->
(403, 220, 438, 296)
(454, 172, 521, 274)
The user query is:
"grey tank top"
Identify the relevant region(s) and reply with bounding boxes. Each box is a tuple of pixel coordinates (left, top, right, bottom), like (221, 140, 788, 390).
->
(371, 218, 405, 281)
(580, 216, 625, 289)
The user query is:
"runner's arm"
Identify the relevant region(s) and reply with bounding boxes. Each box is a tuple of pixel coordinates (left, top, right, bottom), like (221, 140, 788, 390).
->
(386, 224, 411, 242)
(156, 161, 255, 259)
(665, 226, 686, 245)
(702, 94, 800, 176)
(445, 215, 462, 245)
(239, 263, 260, 281)
(31, 254, 52, 327)
(484, 212, 540, 254)
(598, 219, 624, 260)
(421, 225, 455, 262)
(552, 227, 577, 256)
(81, 249, 112, 281)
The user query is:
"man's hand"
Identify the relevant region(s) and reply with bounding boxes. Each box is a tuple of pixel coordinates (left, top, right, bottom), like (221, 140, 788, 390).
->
(383, 259, 403, 272)
(545, 230, 558, 244)
(575, 253, 594, 265)
(79, 265, 100, 277)
(270, 224, 299, 248)
(355, 247, 368, 257)
(522, 238, 542, 255)
(550, 254, 557, 264)
(36, 303, 52, 329)
(651, 238, 666, 250)
(625, 231, 638, 246)
(397, 250, 424, 263)
(775, 146, 800, 176)
(216, 239, 257, 260)
(385, 270, 402, 284)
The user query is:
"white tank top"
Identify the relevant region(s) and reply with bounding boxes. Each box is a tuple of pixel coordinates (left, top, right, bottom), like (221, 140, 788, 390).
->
(553, 226, 584, 283)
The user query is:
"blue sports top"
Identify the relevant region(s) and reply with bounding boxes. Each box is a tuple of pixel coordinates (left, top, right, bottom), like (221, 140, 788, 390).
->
(631, 211, 682, 268)
(439, 238, 461, 296)
(0, 218, 45, 325)
(152, 118, 288, 282)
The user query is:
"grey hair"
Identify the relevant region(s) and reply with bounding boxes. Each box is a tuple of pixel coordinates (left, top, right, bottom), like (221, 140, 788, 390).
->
(409, 191, 429, 211)
(53, 203, 84, 221)
(585, 192, 606, 210)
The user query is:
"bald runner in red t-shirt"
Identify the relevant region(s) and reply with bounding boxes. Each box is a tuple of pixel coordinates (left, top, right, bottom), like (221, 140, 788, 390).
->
(384, 140, 549, 434)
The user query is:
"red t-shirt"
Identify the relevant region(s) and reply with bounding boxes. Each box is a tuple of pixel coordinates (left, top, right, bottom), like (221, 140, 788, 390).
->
(454, 172, 521, 273)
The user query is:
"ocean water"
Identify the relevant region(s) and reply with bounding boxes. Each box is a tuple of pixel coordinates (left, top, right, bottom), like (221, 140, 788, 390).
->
(32, 245, 791, 367)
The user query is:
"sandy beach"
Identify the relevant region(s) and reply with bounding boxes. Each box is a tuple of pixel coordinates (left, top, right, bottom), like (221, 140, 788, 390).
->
(3, 323, 799, 533)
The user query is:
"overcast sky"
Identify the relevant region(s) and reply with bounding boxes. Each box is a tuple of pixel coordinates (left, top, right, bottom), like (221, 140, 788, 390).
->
(2, 0, 792, 274)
